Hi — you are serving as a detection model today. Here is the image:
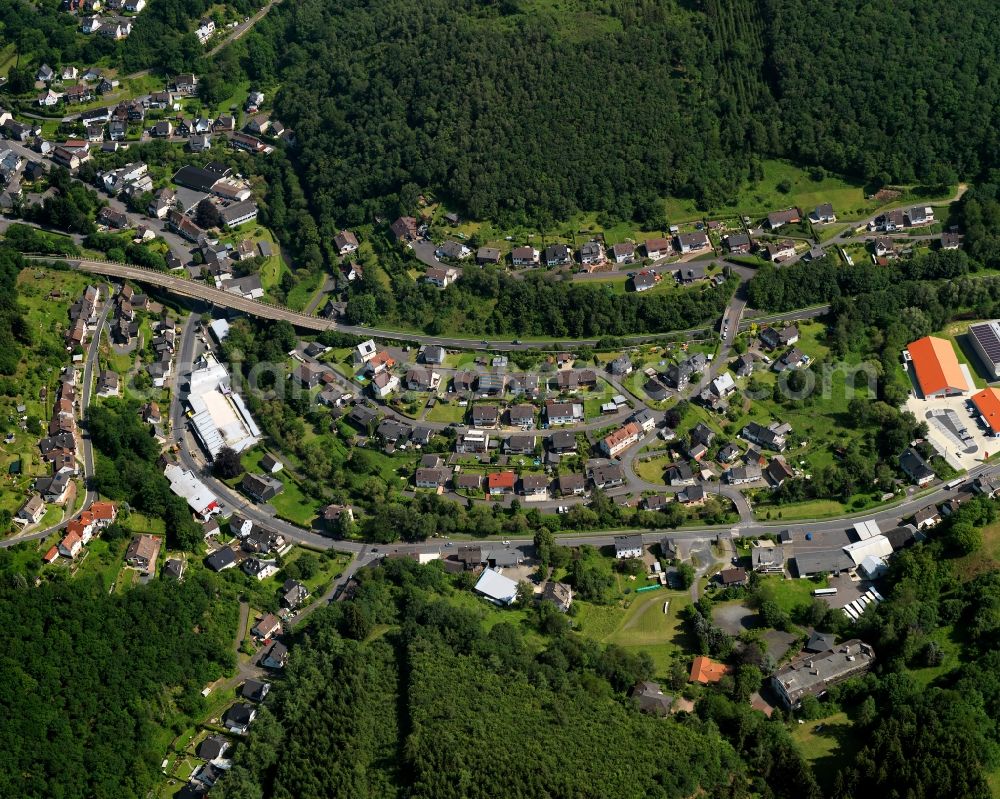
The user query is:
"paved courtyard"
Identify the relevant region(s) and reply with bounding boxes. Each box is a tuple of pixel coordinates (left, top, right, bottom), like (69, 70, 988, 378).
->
(904, 392, 993, 471)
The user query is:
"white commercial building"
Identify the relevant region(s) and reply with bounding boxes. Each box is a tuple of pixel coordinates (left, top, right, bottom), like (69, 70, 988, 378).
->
(842, 535, 894, 567)
(474, 568, 519, 606)
(164, 463, 220, 519)
(186, 354, 261, 458)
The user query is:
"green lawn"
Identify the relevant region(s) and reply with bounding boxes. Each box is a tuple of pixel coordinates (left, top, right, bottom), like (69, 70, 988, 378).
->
(239, 449, 321, 526)
(574, 589, 693, 676)
(634, 454, 671, 485)
(754, 498, 848, 522)
(425, 400, 467, 424)
(790, 711, 860, 787)
(953, 518, 1000, 581)
(664, 160, 871, 223)
(753, 574, 828, 614)
(283, 270, 324, 312)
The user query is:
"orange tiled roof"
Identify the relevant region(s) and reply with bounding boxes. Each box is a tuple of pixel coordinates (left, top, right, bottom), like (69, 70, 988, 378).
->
(90, 501, 117, 520)
(907, 336, 968, 396)
(972, 387, 1000, 435)
(690, 655, 729, 684)
(487, 471, 516, 489)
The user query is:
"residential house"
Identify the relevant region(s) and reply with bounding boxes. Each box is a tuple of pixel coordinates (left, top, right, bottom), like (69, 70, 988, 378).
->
(545, 400, 583, 425)
(415, 467, 450, 490)
(261, 642, 288, 669)
(614, 534, 644, 558)
(608, 355, 632, 376)
(644, 237, 672, 260)
(906, 206, 934, 227)
(762, 240, 797, 262)
(719, 567, 748, 586)
(675, 231, 710, 253)
(369, 370, 399, 399)
(124, 534, 161, 575)
(900, 447, 934, 486)
(241, 679, 270, 703)
(498, 403, 531, 429)
(766, 208, 801, 229)
(544, 244, 572, 267)
(677, 484, 706, 505)
(812, 203, 836, 223)
(476, 246, 502, 266)
(588, 462, 625, 489)
(390, 216, 418, 241)
(600, 422, 642, 458)
(666, 462, 695, 486)
(690, 656, 729, 684)
(726, 465, 762, 485)
(520, 474, 549, 498)
(741, 421, 788, 451)
(912, 504, 942, 530)
(548, 430, 577, 454)
(486, 471, 516, 495)
(328, 229, 359, 257)
(252, 613, 282, 639)
(765, 458, 794, 487)
(542, 581, 573, 612)
(425, 266, 460, 287)
(294, 361, 325, 389)
(58, 530, 83, 558)
(760, 325, 799, 350)
(454, 472, 483, 493)
(404, 367, 440, 391)
(434, 241, 472, 261)
(241, 472, 283, 502)
(725, 233, 752, 253)
(281, 579, 309, 609)
(223, 703, 256, 735)
(15, 494, 46, 525)
(557, 473, 586, 496)
(511, 246, 539, 267)
(751, 542, 785, 574)
(195, 18, 215, 44)
(631, 681, 672, 716)
(611, 242, 635, 264)
(774, 347, 807, 372)
(579, 240, 605, 268)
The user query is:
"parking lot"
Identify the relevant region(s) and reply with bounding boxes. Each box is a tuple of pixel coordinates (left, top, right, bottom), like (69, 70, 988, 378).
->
(904, 392, 992, 471)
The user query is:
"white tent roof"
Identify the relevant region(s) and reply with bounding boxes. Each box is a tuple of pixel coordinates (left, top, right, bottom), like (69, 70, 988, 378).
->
(843, 535, 894, 566)
(474, 568, 519, 606)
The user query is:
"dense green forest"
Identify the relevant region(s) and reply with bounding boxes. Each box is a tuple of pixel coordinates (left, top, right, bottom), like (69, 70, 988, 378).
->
(89, 399, 204, 549)
(345, 255, 738, 336)
(222, 0, 990, 230)
(0, 574, 236, 799)
(212, 513, 1000, 799)
(0, 244, 27, 375)
(213, 558, 779, 799)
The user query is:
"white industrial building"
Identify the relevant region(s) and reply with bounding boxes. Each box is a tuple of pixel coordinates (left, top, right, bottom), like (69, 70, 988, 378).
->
(474, 568, 519, 606)
(164, 463, 220, 519)
(186, 354, 261, 458)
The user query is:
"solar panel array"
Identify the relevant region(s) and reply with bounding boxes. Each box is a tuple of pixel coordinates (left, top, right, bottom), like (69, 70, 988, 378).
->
(970, 322, 1000, 367)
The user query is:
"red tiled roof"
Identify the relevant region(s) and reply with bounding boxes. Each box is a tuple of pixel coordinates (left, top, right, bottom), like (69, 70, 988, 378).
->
(907, 336, 968, 396)
(972, 387, 1000, 435)
(487, 471, 516, 489)
(690, 656, 729, 684)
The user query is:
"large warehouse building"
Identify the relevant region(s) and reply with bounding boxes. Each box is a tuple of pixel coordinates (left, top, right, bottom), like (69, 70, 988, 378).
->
(968, 321, 1000, 379)
(905, 336, 969, 398)
(186, 354, 261, 457)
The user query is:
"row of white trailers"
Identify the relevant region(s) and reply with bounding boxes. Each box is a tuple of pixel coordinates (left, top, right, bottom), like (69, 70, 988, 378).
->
(842, 586, 884, 621)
